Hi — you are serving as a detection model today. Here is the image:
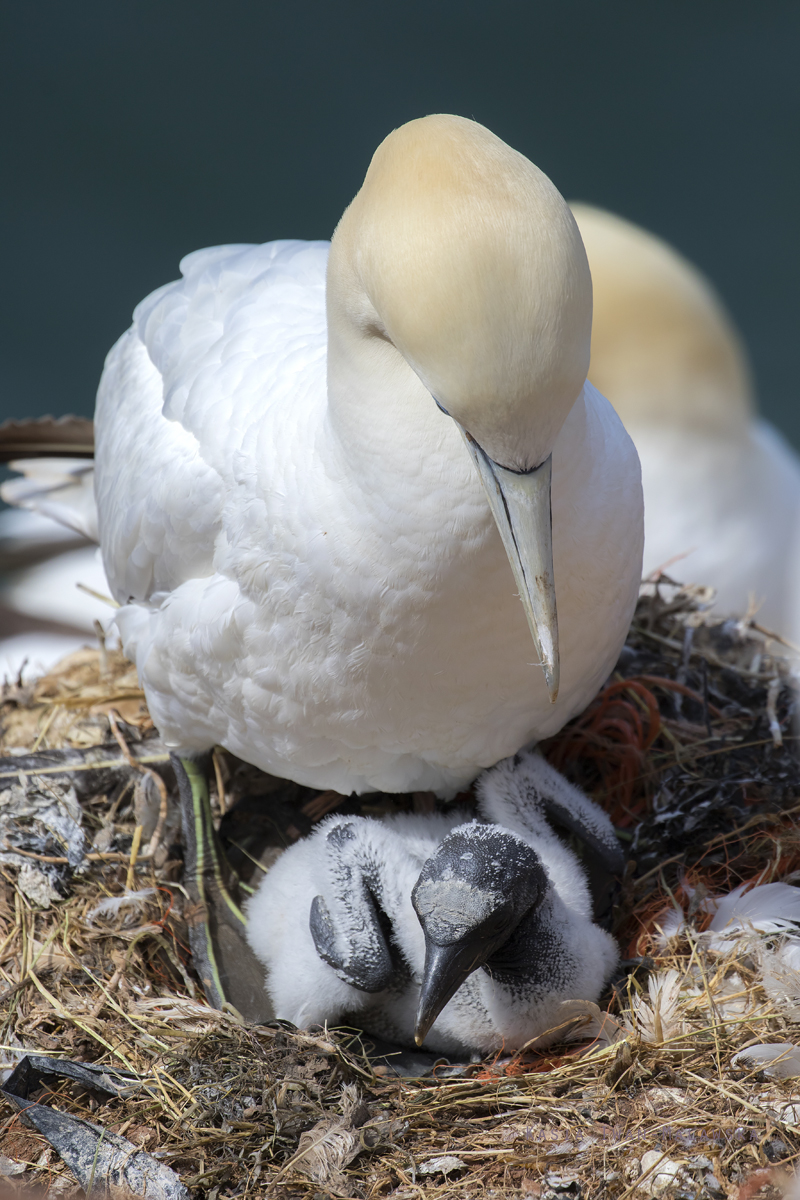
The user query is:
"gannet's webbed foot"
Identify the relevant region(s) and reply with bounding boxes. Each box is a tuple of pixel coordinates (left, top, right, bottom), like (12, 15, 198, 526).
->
(308, 820, 401, 994)
(172, 752, 273, 1022)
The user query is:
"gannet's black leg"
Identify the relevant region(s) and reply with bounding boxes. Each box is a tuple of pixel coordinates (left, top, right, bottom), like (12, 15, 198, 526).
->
(172, 753, 273, 1022)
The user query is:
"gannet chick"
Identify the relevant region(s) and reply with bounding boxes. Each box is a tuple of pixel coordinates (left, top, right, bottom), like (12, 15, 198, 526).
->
(572, 203, 800, 641)
(245, 752, 621, 1055)
(2, 117, 642, 1017)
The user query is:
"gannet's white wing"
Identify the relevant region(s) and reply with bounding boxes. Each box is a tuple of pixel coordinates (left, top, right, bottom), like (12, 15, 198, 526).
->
(94, 239, 330, 605)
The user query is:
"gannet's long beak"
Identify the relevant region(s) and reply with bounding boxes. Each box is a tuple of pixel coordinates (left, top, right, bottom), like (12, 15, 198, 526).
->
(414, 929, 505, 1048)
(458, 429, 559, 702)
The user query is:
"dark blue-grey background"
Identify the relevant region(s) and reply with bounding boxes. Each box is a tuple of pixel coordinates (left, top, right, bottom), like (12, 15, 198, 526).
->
(2, 2, 798, 440)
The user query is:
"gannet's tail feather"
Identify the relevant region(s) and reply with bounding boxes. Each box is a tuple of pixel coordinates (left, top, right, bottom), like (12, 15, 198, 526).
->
(0, 419, 98, 543)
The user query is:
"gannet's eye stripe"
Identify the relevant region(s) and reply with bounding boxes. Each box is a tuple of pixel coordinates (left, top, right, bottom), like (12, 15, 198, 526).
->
(433, 397, 450, 416)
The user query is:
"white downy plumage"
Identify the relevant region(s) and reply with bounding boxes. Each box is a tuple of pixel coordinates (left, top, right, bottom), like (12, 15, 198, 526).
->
(572, 204, 800, 645)
(84, 116, 642, 795)
(245, 751, 620, 1055)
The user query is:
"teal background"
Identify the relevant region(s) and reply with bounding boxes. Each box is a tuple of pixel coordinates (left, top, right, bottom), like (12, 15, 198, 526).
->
(1, 2, 798, 440)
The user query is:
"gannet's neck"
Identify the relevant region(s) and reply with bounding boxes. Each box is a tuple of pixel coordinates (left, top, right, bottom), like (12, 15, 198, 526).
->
(324, 273, 455, 484)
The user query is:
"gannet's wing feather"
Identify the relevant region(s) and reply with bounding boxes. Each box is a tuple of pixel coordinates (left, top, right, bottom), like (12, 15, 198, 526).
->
(478, 751, 621, 866)
(530, 755, 624, 876)
(94, 239, 330, 605)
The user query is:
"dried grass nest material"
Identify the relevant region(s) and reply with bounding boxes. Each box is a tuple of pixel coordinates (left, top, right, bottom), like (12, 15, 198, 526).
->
(1, 580, 800, 1198)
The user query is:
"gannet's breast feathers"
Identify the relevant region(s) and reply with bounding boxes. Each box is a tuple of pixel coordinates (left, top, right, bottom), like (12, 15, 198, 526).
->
(94, 239, 330, 604)
(571, 203, 754, 436)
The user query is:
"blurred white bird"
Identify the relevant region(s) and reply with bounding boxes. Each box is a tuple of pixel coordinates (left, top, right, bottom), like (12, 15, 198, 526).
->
(572, 204, 800, 645)
(0, 504, 112, 683)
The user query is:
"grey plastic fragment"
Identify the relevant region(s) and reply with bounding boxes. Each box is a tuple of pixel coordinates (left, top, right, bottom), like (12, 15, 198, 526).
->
(1, 1054, 189, 1199)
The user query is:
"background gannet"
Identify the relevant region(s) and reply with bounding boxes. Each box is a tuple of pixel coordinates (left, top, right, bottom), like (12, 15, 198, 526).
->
(571, 203, 800, 643)
(246, 751, 622, 1055)
(0, 423, 110, 680)
(0, 506, 111, 682)
(2, 116, 643, 1014)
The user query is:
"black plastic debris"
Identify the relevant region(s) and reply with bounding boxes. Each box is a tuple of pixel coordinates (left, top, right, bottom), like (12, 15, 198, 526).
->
(0, 740, 173, 802)
(2, 1055, 189, 1199)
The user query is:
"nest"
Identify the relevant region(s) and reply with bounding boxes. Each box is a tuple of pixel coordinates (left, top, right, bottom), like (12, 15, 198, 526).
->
(1, 582, 800, 1199)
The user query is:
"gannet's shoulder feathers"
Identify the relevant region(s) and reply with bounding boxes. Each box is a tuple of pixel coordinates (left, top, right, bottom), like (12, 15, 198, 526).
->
(476, 750, 623, 924)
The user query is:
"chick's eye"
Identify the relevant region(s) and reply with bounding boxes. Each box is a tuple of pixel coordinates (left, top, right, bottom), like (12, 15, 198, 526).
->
(484, 910, 513, 938)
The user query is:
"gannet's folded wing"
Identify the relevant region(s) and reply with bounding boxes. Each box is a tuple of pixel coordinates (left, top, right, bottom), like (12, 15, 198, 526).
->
(94, 238, 330, 606)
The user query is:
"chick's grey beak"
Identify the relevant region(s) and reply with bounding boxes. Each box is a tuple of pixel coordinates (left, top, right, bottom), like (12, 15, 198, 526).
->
(458, 429, 559, 702)
(414, 930, 504, 1048)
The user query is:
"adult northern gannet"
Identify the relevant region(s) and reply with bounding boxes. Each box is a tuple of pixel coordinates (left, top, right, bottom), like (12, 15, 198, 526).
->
(572, 203, 800, 643)
(3, 117, 643, 1015)
(246, 752, 622, 1054)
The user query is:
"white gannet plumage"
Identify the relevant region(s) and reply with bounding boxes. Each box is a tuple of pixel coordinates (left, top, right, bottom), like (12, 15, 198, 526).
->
(86, 116, 642, 796)
(245, 751, 621, 1055)
(572, 203, 800, 643)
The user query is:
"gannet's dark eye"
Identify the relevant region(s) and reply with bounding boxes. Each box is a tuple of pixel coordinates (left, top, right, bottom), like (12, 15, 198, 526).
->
(479, 906, 515, 941)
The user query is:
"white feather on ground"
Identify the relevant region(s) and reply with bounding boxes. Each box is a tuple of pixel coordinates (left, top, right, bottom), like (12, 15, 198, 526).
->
(87, 888, 157, 924)
(731, 1043, 800, 1079)
(704, 882, 800, 952)
(624, 969, 689, 1044)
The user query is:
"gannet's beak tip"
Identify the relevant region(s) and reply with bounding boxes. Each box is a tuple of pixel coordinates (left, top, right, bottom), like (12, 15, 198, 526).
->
(413, 1032, 424, 1047)
(545, 663, 559, 704)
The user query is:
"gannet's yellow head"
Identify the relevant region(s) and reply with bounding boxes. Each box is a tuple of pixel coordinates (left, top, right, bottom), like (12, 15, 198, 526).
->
(571, 203, 754, 437)
(327, 116, 596, 701)
(332, 114, 592, 472)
